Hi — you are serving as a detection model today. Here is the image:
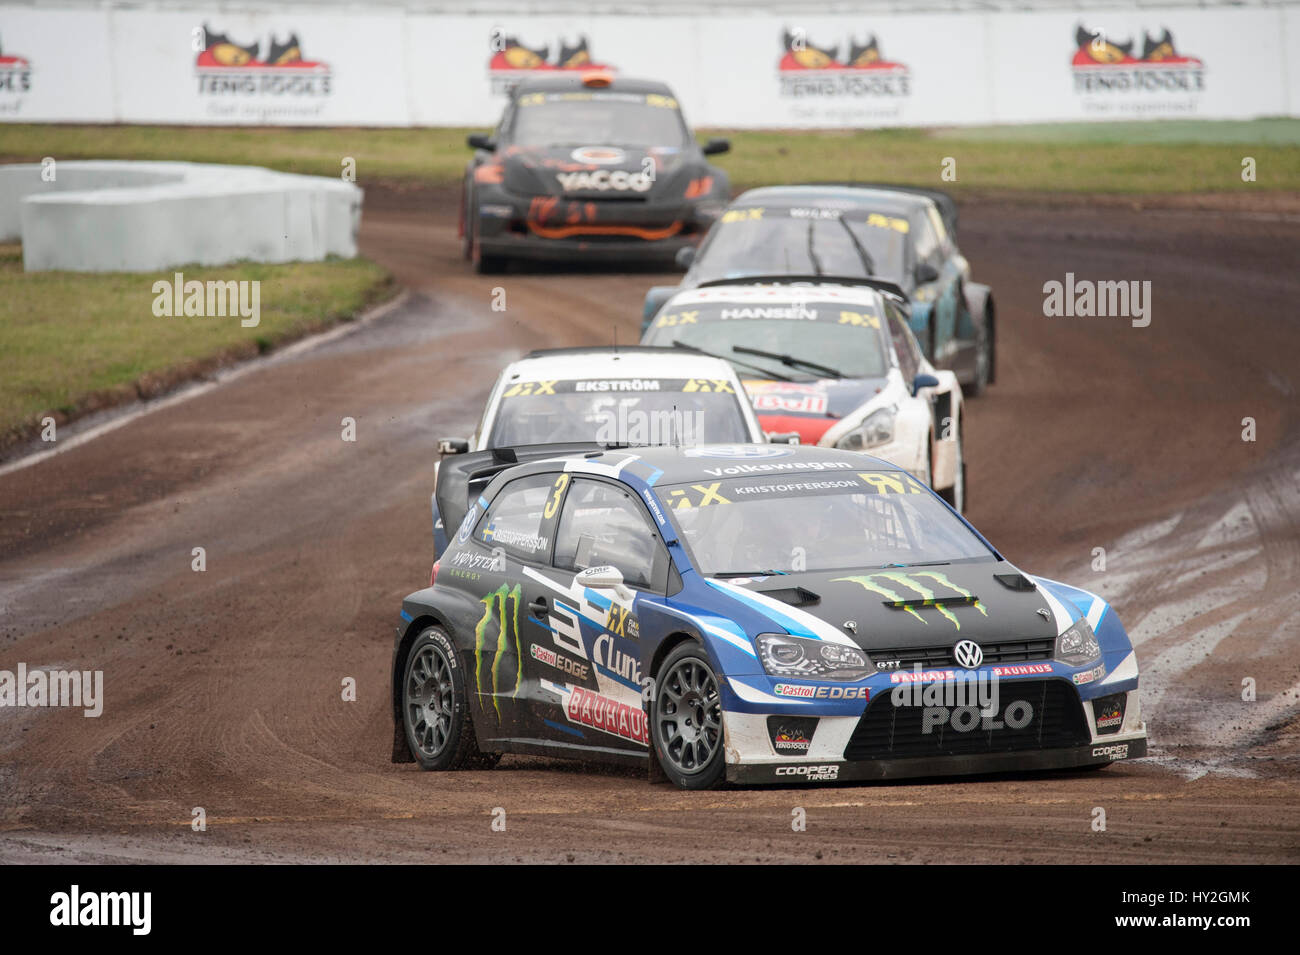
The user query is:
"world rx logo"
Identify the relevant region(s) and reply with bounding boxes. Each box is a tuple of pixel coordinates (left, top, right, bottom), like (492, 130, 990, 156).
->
(833, 571, 986, 629)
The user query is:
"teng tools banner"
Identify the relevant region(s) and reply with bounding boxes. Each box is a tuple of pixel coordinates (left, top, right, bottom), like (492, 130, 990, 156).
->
(0, 4, 1295, 126)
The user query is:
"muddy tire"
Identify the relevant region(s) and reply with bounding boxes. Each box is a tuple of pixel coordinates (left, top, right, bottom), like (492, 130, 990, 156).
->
(401, 626, 497, 771)
(651, 642, 727, 790)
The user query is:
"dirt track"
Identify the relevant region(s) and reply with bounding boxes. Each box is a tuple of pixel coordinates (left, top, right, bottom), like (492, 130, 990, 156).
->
(1, 184, 1298, 863)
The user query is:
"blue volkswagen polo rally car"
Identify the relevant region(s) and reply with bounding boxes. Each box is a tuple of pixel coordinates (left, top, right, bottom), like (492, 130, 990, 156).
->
(390, 443, 1146, 788)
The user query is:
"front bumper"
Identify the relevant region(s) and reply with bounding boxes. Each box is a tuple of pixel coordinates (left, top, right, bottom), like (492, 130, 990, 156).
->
(727, 735, 1148, 784)
(720, 681, 1147, 786)
(476, 195, 713, 263)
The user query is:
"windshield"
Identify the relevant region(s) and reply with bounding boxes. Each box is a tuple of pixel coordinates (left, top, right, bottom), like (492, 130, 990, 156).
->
(660, 469, 993, 576)
(691, 206, 909, 284)
(488, 378, 750, 447)
(510, 91, 686, 148)
(640, 303, 891, 381)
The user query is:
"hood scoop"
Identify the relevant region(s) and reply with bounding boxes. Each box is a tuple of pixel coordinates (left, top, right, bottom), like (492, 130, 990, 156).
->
(756, 586, 820, 607)
(994, 572, 1036, 591)
(884, 595, 981, 610)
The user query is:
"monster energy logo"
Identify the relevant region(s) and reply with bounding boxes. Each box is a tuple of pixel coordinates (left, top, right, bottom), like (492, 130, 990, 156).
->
(474, 583, 522, 722)
(833, 571, 987, 630)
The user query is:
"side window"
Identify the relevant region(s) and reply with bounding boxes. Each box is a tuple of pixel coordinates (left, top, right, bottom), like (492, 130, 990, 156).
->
(554, 479, 660, 590)
(911, 213, 941, 270)
(473, 473, 566, 563)
(926, 205, 952, 255)
(886, 304, 920, 381)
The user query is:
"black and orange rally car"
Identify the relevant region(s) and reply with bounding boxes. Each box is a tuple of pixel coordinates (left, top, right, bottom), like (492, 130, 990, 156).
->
(459, 72, 731, 272)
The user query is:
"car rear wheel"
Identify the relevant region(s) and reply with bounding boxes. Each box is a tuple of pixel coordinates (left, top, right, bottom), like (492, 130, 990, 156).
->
(402, 627, 497, 771)
(652, 642, 726, 790)
(966, 313, 992, 397)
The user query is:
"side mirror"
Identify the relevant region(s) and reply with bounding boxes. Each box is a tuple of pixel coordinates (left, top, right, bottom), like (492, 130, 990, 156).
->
(702, 138, 731, 156)
(642, 285, 677, 334)
(576, 564, 633, 599)
(674, 246, 697, 270)
(467, 133, 496, 151)
(765, 431, 802, 445)
(914, 262, 940, 285)
(911, 374, 940, 397)
(438, 437, 470, 455)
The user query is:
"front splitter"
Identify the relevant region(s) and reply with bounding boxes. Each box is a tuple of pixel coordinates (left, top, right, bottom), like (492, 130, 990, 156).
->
(726, 737, 1148, 785)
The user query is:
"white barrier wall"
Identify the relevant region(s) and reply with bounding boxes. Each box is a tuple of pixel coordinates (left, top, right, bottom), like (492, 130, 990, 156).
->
(0, 162, 362, 271)
(0, 6, 1295, 127)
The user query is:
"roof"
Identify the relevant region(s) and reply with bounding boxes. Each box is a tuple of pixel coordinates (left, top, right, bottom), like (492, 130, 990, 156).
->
(511, 74, 676, 98)
(665, 281, 891, 311)
(732, 185, 930, 217)
(574, 443, 902, 488)
(501, 345, 743, 383)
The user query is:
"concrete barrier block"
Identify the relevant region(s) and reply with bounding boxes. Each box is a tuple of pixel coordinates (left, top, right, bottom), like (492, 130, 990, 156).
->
(1, 161, 362, 272)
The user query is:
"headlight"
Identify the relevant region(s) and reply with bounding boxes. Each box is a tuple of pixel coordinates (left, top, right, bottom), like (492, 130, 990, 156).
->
(756, 633, 869, 681)
(1055, 618, 1101, 667)
(835, 408, 895, 451)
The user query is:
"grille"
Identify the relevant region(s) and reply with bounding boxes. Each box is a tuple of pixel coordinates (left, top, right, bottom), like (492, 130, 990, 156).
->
(870, 637, 1054, 669)
(844, 679, 1089, 760)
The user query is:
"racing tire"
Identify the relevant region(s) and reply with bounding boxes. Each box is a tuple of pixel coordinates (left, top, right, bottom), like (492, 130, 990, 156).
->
(465, 190, 507, 275)
(459, 182, 472, 260)
(965, 311, 993, 397)
(938, 430, 966, 515)
(402, 626, 498, 771)
(651, 642, 727, 790)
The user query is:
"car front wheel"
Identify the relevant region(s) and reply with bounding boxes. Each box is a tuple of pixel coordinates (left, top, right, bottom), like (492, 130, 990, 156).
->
(651, 642, 726, 790)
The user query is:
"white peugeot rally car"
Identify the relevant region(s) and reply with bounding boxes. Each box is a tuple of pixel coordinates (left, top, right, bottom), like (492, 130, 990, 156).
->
(431, 345, 768, 554)
(639, 280, 966, 511)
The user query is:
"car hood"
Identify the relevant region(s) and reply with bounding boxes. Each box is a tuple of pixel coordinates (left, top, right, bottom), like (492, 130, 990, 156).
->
(742, 376, 888, 444)
(500, 144, 694, 199)
(709, 561, 1063, 652)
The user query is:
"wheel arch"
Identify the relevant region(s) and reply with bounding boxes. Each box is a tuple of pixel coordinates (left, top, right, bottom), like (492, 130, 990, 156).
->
(963, 282, 996, 384)
(644, 628, 710, 785)
(391, 611, 455, 763)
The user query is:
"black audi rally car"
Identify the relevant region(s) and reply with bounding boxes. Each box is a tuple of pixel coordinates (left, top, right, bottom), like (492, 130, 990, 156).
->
(459, 71, 732, 272)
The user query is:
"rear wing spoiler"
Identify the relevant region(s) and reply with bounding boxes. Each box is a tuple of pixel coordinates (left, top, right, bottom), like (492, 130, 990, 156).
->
(799, 181, 959, 238)
(435, 442, 605, 540)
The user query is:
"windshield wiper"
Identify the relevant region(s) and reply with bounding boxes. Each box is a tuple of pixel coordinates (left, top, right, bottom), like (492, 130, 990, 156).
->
(713, 569, 789, 578)
(671, 341, 795, 382)
(879, 560, 952, 569)
(733, 345, 849, 380)
(837, 216, 876, 276)
(805, 220, 824, 276)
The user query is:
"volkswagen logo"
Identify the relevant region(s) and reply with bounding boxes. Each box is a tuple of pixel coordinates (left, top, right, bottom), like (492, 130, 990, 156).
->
(953, 640, 984, 668)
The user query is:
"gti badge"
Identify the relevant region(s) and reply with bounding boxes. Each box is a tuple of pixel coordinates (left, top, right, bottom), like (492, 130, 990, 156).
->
(953, 639, 983, 668)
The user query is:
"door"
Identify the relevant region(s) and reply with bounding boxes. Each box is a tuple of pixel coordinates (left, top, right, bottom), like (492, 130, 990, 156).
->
(524, 476, 669, 755)
(461, 471, 566, 745)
